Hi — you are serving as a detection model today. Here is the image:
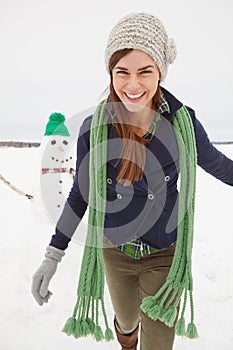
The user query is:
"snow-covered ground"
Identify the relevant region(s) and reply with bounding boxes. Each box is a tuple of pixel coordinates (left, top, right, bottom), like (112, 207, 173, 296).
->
(0, 145, 233, 350)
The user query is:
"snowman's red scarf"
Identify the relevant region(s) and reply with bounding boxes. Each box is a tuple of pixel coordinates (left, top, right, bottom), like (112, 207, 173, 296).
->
(41, 167, 75, 175)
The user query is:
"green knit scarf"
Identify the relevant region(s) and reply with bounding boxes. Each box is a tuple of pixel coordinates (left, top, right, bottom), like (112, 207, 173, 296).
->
(62, 98, 198, 341)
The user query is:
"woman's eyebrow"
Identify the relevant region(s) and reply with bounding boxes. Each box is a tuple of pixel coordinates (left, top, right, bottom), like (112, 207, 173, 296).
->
(114, 66, 128, 70)
(114, 65, 155, 71)
(138, 65, 155, 71)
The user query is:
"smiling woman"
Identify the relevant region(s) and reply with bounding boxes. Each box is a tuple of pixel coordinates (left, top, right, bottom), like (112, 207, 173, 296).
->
(31, 12, 233, 350)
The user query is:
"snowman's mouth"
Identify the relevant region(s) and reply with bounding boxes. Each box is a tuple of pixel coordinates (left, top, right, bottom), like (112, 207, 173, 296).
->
(51, 156, 73, 163)
(51, 157, 60, 162)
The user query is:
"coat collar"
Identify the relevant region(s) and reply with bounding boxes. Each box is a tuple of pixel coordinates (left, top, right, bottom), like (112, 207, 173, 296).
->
(160, 86, 183, 122)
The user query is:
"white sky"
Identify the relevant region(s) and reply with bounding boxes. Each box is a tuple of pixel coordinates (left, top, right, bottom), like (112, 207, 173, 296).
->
(1, 0, 233, 141)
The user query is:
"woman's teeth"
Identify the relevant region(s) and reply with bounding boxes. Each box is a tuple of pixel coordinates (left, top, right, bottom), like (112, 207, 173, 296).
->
(125, 92, 145, 100)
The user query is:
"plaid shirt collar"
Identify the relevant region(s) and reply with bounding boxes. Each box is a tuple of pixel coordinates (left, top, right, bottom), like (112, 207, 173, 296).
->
(142, 92, 170, 140)
(157, 92, 170, 114)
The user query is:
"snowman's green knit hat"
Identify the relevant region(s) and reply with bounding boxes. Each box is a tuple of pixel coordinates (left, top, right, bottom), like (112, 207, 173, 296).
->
(44, 112, 70, 136)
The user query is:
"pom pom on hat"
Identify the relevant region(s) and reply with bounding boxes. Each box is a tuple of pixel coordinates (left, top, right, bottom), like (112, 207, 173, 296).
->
(49, 112, 66, 123)
(44, 112, 70, 136)
(165, 38, 177, 64)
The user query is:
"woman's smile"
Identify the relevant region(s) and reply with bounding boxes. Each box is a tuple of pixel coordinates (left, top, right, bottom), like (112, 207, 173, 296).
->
(123, 91, 146, 102)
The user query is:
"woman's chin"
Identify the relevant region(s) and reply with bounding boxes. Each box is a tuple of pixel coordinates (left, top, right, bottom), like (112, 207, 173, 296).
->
(123, 101, 145, 113)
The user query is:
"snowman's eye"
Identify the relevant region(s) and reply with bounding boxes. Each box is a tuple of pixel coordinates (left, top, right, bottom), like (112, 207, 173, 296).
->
(63, 140, 68, 145)
(51, 140, 56, 145)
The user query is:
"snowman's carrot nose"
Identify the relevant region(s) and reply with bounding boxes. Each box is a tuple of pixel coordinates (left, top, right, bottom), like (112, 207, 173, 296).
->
(58, 146, 64, 152)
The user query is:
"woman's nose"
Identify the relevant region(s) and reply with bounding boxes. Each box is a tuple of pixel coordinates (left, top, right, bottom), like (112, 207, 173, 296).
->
(127, 75, 140, 90)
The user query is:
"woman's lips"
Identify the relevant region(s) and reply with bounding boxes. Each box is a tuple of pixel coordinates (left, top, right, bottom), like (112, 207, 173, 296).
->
(124, 91, 146, 102)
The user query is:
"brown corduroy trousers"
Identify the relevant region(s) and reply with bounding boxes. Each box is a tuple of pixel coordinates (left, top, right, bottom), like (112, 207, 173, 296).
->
(102, 244, 177, 350)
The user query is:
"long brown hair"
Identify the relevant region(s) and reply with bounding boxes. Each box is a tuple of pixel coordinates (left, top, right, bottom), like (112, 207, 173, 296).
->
(109, 49, 161, 185)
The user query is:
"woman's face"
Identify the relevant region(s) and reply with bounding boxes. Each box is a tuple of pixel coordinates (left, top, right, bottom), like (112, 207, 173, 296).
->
(112, 49, 160, 112)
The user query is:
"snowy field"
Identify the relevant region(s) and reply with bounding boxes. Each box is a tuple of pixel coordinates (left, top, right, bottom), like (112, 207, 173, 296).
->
(0, 145, 233, 350)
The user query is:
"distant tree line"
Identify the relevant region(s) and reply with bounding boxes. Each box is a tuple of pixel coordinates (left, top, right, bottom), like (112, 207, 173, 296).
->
(0, 141, 40, 147)
(0, 140, 232, 148)
(213, 141, 233, 145)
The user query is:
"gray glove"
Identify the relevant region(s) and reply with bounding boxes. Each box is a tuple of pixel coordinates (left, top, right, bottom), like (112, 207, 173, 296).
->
(31, 245, 65, 306)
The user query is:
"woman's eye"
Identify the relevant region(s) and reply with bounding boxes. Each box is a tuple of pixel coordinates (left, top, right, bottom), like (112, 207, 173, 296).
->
(116, 71, 128, 75)
(63, 140, 68, 145)
(140, 70, 152, 74)
(51, 140, 56, 145)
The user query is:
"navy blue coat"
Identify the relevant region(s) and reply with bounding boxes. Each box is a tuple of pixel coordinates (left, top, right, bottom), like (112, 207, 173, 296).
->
(50, 87, 233, 250)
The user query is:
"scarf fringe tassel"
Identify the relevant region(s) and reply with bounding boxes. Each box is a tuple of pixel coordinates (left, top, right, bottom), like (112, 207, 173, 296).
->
(140, 288, 198, 339)
(62, 296, 114, 342)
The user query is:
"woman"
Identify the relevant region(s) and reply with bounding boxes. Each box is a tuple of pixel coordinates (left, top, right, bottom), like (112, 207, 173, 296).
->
(31, 13, 233, 350)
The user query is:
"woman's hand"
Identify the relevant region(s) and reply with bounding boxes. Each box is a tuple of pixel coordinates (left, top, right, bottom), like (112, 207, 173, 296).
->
(31, 246, 65, 305)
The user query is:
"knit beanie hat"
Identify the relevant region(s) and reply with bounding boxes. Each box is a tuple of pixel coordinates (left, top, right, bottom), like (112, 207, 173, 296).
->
(104, 12, 177, 81)
(44, 112, 70, 136)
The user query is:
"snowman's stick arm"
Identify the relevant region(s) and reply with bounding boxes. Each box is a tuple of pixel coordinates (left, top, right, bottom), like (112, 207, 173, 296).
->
(0, 174, 33, 200)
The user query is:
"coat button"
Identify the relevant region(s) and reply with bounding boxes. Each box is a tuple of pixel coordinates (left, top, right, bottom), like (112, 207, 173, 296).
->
(148, 193, 154, 200)
(165, 175, 170, 182)
(117, 193, 122, 199)
(107, 178, 113, 184)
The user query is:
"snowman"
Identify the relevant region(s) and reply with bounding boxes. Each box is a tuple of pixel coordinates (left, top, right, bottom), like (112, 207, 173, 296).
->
(39, 112, 75, 225)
